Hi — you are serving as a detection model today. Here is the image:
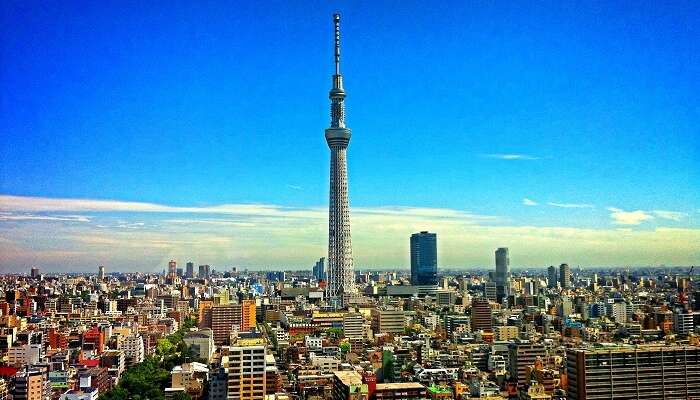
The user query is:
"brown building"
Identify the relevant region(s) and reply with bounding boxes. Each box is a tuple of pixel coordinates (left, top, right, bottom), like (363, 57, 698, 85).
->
(206, 302, 257, 345)
(471, 298, 492, 333)
(509, 341, 547, 386)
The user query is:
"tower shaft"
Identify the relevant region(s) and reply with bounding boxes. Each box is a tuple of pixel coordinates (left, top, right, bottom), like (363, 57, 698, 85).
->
(325, 13, 354, 299)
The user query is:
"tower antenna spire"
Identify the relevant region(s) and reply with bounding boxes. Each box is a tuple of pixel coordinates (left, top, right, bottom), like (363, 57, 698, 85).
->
(334, 13, 341, 75)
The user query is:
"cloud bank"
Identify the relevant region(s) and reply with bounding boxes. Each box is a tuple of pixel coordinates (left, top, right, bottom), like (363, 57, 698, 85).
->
(0, 195, 698, 272)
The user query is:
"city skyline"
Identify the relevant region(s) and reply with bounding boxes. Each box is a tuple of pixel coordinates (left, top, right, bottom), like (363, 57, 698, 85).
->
(1, 2, 699, 272)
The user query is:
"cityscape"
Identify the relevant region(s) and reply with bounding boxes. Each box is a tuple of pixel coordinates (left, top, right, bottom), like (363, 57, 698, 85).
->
(1, 3, 699, 400)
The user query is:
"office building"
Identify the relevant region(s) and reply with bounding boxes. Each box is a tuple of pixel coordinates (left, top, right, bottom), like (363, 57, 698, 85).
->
(313, 257, 327, 282)
(559, 263, 571, 289)
(98, 265, 105, 281)
(167, 260, 178, 283)
(547, 265, 557, 289)
(484, 282, 497, 302)
(325, 13, 356, 300)
(371, 308, 405, 335)
(343, 312, 364, 340)
(566, 345, 700, 400)
(410, 231, 438, 286)
(471, 298, 492, 332)
(199, 265, 211, 279)
(30, 267, 40, 279)
(494, 247, 509, 302)
(224, 338, 268, 400)
(508, 340, 547, 386)
(186, 262, 195, 278)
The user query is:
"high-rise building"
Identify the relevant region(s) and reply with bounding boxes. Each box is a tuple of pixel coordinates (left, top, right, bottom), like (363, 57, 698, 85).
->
(566, 345, 700, 400)
(199, 264, 211, 279)
(508, 340, 547, 386)
(343, 312, 364, 340)
(559, 263, 571, 289)
(167, 260, 178, 283)
(207, 302, 256, 345)
(224, 338, 268, 400)
(30, 266, 40, 279)
(547, 265, 557, 288)
(371, 308, 405, 335)
(313, 257, 327, 282)
(186, 262, 195, 278)
(494, 247, 509, 302)
(98, 265, 105, 281)
(410, 231, 438, 286)
(210, 305, 239, 345)
(325, 13, 355, 300)
(471, 298, 492, 332)
(118, 334, 144, 366)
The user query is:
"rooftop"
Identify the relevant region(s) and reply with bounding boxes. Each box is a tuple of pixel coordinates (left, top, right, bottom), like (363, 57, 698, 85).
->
(376, 382, 426, 391)
(333, 371, 364, 386)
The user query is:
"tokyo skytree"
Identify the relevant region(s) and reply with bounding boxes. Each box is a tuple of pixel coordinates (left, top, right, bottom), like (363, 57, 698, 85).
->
(325, 13, 355, 299)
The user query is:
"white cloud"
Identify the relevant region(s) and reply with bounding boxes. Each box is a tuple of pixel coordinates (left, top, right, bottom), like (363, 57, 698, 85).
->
(1, 195, 698, 272)
(286, 184, 303, 190)
(652, 210, 686, 221)
(0, 212, 90, 222)
(547, 202, 595, 209)
(522, 198, 538, 206)
(607, 207, 654, 225)
(482, 154, 540, 160)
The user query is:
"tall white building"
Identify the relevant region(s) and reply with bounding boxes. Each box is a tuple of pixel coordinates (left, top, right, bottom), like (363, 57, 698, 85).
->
(325, 13, 355, 301)
(119, 334, 144, 366)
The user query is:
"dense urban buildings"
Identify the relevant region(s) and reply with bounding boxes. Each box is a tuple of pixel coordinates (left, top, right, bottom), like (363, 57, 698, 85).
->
(0, 11, 697, 400)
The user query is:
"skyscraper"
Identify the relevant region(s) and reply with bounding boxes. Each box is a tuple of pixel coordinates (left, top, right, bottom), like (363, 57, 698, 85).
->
(98, 265, 105, 281)
(313, 257, 326, 282)
(410, 231, 438, 286)
(198, 264, 210, 279)
(167, 260, 177, 283)
(325, 13, 355, 300)
(547, 265, 557, 288)
(560, 263, 571, 289)
(494, 247, 509, 302)
(185, 261, 195, 278)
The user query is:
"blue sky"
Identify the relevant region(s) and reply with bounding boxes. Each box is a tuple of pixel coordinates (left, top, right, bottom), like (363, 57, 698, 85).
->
(1, 1, 698, 272)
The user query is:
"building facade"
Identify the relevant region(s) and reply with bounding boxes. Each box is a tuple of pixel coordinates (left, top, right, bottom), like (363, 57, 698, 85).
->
(410, 232, 438, 286)
(494, 247, 509, 302)
(566, 345, 700, 400)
